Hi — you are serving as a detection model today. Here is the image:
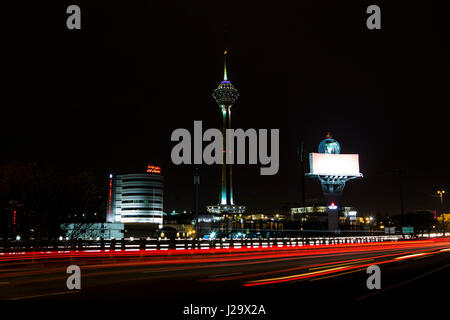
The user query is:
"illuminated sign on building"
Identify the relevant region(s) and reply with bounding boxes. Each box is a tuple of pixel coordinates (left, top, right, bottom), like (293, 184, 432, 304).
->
(147, 165, 161, 174)
(328, 202, 338, 210)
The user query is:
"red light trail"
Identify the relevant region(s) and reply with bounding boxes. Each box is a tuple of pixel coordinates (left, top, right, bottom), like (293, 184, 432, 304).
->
(0, 238, 448, 301)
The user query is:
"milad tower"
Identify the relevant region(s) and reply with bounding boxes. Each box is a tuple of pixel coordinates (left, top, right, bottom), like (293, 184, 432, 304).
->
(207, 49, 245, 216)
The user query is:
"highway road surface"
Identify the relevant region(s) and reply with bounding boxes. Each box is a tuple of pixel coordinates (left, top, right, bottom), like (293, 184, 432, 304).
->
(1, 238, 449, 318)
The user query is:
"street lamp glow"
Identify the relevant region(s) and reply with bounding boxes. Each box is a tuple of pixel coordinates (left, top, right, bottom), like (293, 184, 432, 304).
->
(437, 190, 446, 206)
(436, 189, 447, 236)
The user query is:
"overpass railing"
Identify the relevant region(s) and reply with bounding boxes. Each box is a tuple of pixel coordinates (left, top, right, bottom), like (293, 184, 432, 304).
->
(0, 235, 404, 253)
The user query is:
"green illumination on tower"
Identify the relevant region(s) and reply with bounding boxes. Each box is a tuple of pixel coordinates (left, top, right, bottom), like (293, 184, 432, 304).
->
(212, 49, 239, 207)
(206, 47, 246, 216)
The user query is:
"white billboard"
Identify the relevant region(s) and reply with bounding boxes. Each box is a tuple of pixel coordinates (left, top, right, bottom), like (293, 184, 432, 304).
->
(309, 153, 361, 176)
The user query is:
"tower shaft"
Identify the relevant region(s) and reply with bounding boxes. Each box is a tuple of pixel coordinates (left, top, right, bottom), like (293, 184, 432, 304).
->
(221, 105, 233, 205)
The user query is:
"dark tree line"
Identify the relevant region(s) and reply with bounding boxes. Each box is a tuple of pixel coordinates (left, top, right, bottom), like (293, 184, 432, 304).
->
(391, 211, 437, 235)
(0, 161, 105, 240)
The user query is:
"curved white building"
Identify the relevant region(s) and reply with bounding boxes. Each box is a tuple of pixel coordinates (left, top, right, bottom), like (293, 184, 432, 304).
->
(107, 172, 163, 227)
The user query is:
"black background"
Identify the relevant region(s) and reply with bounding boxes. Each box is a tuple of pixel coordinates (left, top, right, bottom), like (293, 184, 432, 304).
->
(1, 0, 449, 215)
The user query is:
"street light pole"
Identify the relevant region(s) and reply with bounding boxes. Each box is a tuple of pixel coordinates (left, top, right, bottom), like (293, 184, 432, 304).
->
(437, 190, 446, 236)
(437, 190, 445, 206)
(194, 168, 200, 240)
(297, 140, 306, 208)
(398, 169, 405, 237)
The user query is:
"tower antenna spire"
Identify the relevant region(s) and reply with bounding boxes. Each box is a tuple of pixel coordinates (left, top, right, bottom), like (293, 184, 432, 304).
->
(223, 30, 229, 81)
(223, 48, 228, 81)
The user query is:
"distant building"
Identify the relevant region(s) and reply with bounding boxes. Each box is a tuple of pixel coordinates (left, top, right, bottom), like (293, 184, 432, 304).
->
(291, 205, 360, 230)
(107, 166, 163, 227)
(209, 212, 285, 237)
(61, 166, 164, 240)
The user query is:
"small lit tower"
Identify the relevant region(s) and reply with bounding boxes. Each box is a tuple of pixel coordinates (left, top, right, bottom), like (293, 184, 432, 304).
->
(306, 133, 362, 231)
(207, 49, 245, 215)
(307, 132, 362, 196)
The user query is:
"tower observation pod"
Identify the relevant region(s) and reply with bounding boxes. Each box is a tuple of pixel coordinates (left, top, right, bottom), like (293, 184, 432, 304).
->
(207, 49, 245, 215)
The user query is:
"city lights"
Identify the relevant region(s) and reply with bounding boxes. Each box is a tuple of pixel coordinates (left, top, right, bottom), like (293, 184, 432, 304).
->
(1, 1, 448, 312)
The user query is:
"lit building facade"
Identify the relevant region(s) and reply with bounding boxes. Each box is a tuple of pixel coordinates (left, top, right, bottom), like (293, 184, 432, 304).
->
(290, 205, 361, 230)
(291, 206, 357, 222)
(107, 168, 163, 227)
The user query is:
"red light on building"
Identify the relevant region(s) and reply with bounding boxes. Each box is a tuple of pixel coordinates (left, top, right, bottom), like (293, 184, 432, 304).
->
(147, 165, 161, 174)
(13, 210, 16, 225)
(328, 202, 338, 210)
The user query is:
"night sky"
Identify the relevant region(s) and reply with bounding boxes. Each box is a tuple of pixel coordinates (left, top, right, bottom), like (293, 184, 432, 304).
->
(1, 1, 449, 215)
